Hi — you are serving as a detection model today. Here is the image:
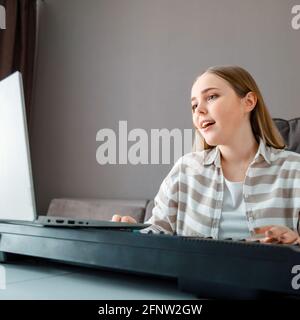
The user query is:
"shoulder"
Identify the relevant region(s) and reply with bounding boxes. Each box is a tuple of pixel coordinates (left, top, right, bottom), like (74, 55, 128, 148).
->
(170, 149, 215, 175)
(268, 146, 300, 163)
(179, 150, 207, 165)
(161, 150, 213, 190)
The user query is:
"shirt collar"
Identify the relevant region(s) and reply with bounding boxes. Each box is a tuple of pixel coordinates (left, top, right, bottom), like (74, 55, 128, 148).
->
(203, 137, 271, 168)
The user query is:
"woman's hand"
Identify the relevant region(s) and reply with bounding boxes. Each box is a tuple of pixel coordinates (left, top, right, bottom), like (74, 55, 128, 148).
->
(254, 225, 300, 244)
(111, 214, 137, 224)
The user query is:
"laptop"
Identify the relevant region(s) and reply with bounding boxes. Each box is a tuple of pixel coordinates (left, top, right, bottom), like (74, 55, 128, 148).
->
(0, 71, 149, 229)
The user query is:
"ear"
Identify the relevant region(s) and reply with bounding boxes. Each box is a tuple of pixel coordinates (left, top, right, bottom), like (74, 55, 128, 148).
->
(243, 91, 257, 113)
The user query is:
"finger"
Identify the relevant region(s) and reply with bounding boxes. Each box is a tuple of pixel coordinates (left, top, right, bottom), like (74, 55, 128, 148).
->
(121, 216, 137, 224)
(111, 214, 122, 222)
(259, 237, 280, 244)
(265, 226, 289, 238)
(254, 225, 288, 238)
(254, 225, 274, 235)
(279, 231, 299, 244)
(245, 236, 278, 243)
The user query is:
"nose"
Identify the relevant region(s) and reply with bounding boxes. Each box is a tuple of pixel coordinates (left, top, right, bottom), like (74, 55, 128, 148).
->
(194, 101, 207, 114)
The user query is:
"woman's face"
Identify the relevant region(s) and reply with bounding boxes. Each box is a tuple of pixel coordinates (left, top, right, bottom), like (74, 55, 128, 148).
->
(191, 72, 252, 146)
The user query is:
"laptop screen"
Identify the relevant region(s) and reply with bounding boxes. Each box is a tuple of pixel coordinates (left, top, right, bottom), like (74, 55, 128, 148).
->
(0, 72, 36, 221)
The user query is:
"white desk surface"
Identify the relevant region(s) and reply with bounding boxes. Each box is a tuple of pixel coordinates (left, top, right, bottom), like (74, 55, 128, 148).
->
(0, 258, 196, 300)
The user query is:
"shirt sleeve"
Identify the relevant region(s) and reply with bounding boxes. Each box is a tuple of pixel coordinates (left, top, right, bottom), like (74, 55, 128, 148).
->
(139, 160, 181, 235)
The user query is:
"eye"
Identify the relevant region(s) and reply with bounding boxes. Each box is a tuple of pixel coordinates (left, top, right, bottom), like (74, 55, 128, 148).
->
(191, 104, 197, 112)
(207, 94, 218, 101)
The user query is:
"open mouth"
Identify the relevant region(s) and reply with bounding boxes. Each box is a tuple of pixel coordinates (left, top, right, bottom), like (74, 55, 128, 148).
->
(201, 121, 216, 130)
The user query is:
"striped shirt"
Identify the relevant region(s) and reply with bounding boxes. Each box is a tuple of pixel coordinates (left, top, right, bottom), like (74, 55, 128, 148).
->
(141, 137, 300, 238)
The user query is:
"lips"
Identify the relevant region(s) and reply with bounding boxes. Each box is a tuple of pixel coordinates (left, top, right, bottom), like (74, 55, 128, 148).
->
(200, 119, 216, 130)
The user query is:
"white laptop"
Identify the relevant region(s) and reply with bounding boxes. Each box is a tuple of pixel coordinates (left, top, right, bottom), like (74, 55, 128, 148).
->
(0, 71, 149, 229)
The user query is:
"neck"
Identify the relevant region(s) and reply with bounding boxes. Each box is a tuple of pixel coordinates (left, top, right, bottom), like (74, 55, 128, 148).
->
(219, 135, 259, 166)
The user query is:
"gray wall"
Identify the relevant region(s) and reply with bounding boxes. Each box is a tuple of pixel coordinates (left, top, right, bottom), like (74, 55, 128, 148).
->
(31, 0, 300, 213)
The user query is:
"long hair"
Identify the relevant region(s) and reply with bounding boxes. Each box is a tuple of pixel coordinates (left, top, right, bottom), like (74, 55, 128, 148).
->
(192, 65, 286, 151)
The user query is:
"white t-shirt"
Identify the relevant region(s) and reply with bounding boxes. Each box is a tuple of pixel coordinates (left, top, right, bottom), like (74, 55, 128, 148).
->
(218, 177, 251, 240)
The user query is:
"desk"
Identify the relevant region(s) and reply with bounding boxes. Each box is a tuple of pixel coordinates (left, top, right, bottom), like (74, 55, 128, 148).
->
(0, 258, 196, 300)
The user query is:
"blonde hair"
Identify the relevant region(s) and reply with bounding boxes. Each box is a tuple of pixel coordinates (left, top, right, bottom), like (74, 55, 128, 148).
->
(192, 65, 286, 151)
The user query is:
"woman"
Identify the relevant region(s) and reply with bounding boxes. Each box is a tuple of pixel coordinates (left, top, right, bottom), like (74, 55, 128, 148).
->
(113, 65, 300, 244)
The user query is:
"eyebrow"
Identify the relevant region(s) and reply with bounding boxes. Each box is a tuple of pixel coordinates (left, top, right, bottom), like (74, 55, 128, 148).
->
(191, 87, 219, 102)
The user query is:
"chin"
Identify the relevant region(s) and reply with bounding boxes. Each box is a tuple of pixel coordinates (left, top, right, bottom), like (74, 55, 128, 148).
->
(203, 135, 219, 147)
(205, 140, 218, 147)
(203, 129, 228, 147)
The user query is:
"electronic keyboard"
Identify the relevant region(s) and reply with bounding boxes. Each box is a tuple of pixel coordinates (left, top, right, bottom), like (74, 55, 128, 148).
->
(0, 222, 299, 299)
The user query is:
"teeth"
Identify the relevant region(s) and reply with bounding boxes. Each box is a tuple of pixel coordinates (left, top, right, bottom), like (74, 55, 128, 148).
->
(202, 121, 214, 128)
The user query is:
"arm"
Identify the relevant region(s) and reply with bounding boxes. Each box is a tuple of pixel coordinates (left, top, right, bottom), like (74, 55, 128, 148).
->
(112, 180, 178, 234)
(139, 157, 183, 234)
(112, 158, 181, 234)
(140, 175, 178, 234)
